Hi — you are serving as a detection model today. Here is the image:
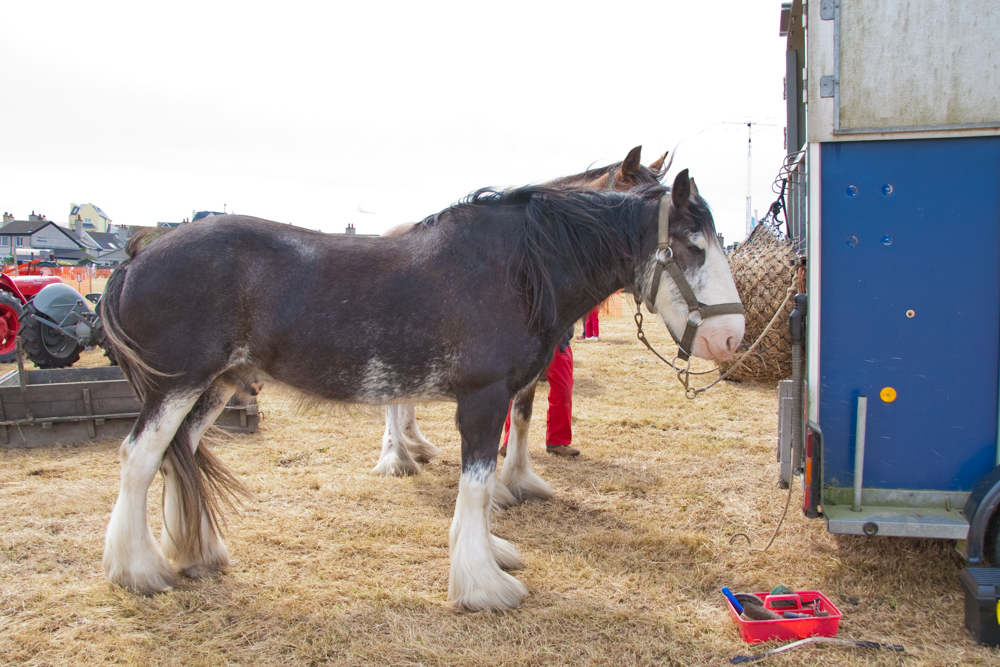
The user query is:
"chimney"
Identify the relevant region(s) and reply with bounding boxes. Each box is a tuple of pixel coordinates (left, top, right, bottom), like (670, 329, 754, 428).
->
(29, 210, 39, 222)
(2, 212, 12, 226)
(346, 223, 356, 235)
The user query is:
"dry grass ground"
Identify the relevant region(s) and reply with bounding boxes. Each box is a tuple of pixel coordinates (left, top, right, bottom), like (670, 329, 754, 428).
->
(1, 313, 997, 666)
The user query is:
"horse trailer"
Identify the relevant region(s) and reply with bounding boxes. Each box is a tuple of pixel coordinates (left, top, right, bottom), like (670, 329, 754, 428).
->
(777, 1, 1000, 564)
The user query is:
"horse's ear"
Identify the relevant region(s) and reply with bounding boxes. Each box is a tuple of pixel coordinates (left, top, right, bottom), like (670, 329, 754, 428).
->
(649, 151, 667, 174)
(621, 146, 642, 177)
(689, 177, 699, 197)
(671, 169, 691, 208)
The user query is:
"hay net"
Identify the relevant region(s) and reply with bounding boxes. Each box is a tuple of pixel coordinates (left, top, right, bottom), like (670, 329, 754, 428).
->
(719, 222, 796, 383)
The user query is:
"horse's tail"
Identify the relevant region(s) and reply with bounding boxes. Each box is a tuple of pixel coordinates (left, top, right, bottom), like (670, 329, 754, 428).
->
(108, 228, 248, 559)
(100, 230, 173, 399)
(163, 421, 249, 560)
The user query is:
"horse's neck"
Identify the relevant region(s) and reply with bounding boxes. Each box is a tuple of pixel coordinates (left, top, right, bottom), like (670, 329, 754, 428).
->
(543, 274, 624, 338)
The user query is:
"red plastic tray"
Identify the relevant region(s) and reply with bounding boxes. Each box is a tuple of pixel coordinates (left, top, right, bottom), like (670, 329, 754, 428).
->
(725, 590, 842, 643)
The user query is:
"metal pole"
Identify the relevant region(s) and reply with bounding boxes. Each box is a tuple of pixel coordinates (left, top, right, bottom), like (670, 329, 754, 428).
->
(852, 396, 868, 511)
(746, 122, 753, 236)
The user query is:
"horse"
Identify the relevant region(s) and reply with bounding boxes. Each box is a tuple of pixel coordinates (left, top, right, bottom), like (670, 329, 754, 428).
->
(100, 170, 744, 611)
(373, 146, 668, 504)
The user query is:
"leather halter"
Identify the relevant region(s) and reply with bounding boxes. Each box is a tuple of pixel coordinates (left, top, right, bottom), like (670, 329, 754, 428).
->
(646, 193, 745, 362)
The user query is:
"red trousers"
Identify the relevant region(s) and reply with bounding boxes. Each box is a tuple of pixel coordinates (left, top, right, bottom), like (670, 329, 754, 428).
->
(584, 307, 600, 338)
(503, 345, 574, 446)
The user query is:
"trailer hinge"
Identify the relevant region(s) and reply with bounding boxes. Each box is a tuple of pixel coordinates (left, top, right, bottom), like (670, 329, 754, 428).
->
(820, 0, 837, 21)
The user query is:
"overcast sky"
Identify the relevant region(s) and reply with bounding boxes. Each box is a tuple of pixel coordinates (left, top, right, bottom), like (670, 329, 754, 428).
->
(2, 1, 788, 244)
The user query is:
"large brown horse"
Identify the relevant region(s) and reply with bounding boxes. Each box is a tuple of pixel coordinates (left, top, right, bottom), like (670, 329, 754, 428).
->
(101, 170, 743, 611)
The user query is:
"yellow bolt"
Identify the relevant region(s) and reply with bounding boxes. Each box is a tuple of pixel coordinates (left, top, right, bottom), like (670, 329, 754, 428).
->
(880, 387, 897, 403)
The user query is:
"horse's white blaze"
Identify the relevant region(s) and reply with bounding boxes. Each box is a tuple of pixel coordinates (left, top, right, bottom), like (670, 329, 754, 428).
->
(448, 464, 528, 611)
(373, 405, 421, 476)
(497, 407, 554, 503)
(651, 234, 744, 362)
(103, 392, 201, 593)
(161, 385, 235, 577)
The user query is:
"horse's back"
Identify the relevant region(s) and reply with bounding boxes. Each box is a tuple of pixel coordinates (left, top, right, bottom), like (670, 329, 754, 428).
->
(112, 213, 531, 401)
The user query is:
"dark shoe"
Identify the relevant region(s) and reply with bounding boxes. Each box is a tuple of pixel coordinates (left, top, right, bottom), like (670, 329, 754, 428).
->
(546, 445, 579, 457)
(498, 445, 507, 457)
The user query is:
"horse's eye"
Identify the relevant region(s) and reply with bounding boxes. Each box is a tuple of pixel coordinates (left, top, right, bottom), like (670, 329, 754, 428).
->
(687, 245, 704, 255)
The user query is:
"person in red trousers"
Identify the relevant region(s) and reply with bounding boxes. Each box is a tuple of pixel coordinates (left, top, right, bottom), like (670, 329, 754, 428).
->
(500, 327, 578, 457)
(583, 306, 600, 341)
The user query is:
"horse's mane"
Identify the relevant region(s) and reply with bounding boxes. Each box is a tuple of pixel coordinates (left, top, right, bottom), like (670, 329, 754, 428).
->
(436, 183, 666, 325)
(545, 159, 664, 189)
(410, 174, 719, 326)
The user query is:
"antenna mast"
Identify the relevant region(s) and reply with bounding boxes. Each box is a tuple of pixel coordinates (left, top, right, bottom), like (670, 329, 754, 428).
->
(724, 119, 776, 238)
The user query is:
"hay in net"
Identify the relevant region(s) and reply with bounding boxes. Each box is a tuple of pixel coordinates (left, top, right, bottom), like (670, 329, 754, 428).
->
(719, 222, 797, 383)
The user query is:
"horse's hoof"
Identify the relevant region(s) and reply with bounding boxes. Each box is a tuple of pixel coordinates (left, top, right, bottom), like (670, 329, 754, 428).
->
(408, 441, 441, 464)
(448, 570, 528, 612)
(492, 482, 519, 510)
(371, 458, 420, 477)
(181, 563, 220, 579)
(490, 534, 524, 571)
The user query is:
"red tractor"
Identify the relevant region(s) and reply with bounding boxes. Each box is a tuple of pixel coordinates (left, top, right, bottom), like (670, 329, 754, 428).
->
(0, 270, 64, 363)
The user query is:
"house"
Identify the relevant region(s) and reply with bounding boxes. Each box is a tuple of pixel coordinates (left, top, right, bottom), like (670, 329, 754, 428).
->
(88, 231, 125, 254)
(0, 213, 103, 263)
(68, 203, 114, 233)
(192, 211, 226, 222)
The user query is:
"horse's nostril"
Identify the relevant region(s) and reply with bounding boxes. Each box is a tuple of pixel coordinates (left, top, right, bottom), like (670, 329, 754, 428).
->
(726, 336, 737, 352)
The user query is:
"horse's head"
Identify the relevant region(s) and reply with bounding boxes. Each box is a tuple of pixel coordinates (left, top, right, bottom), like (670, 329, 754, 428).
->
(646, 170, 744, 363)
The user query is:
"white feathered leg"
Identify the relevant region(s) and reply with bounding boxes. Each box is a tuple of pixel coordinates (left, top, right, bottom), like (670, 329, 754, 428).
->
(373, 405, 421, 476)
(498, 406, 554, 504)
(398, 404, 441, 463)
(449, 464, 528, 611)
(104, 392, 200, 594)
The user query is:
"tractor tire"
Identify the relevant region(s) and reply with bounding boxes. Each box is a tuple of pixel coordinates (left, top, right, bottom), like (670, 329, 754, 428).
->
(20, 302, 83, 368)
(0, 292, 24, 364)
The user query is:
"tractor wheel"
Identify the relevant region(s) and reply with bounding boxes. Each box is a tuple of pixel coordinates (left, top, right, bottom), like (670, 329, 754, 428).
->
(20, 302, 82, 368)
(0, 292, 24, 364)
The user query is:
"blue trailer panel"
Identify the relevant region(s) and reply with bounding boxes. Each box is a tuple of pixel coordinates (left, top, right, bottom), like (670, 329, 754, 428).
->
(819, 137, 1000, 493)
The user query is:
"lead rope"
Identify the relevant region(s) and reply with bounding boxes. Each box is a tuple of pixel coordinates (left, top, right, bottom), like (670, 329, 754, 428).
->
(634, 270, 798, 399)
